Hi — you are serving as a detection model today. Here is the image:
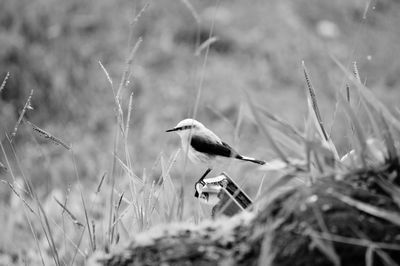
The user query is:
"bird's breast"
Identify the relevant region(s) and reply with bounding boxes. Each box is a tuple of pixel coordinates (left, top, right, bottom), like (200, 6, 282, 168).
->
(188, 148, 213, 164)
(180, 136, 213, 165)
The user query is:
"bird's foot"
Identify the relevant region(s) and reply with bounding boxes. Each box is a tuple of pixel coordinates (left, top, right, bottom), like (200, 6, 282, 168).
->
(194, 168, 212, 197)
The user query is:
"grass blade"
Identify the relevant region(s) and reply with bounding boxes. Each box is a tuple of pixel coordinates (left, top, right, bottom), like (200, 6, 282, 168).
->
(54, 197, 84, 227)
(338, 92, 367, 167)
(99, 60, 124, 134)
(186, 2, 220, 218)
(332, 191, 400, 227)
(70, 227, 86, 266)
(376, 178, 400, 209)
(346, 84, 351, 103)
(117, 37, 143, 99)
(80, 190, 94, 251)
(255, 104, 305, 142)
(305, 231, 400, 250)
(179, 0, 200, 24)
(302, 61, 328, 140)
(0, 139, 46, 265)
(360, 97, 383, 141)
(378, 113, 397, 161)
(307, 228, 340, 266)
(1, 180, 35, 214)
(302, 61, 339, 160)
(332, 56, 400, 133)
(0, 72, 9, 93)
(37, 201, 61, 266)
(96, 172, 107, 193)
(195, 36, 218, 56)
(254, 104, 306, 157)
(92, 220, 96, 251)
(71, 149, 95, 253)
(10, 89, 34, 142)
(245, 91, 288, 163)
(130, 2, 151, 27)
(26, 120, 71, 150)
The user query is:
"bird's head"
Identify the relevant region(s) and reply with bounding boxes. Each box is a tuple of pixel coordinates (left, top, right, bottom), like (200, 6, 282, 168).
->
(166, 118, 204, 137)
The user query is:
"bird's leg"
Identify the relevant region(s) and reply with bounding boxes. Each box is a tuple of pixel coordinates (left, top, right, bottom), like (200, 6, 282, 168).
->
(194, 168, 212, 198)
(198, 168, 212, 184)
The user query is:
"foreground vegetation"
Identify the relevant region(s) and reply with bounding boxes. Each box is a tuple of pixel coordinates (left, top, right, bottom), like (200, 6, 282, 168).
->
(90, 62, 400, 265)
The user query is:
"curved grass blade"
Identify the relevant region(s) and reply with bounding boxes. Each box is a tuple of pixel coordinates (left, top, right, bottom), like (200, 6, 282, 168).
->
(54, 197, 84, 227)
(245, 91, 288, 163)
(255, 104, 304, 141)
(26, 120, 71, 150)
(332, 191, 400, 227)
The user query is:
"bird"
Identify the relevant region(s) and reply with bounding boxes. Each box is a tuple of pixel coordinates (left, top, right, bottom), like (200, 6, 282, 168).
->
(166, 118, 265, 197)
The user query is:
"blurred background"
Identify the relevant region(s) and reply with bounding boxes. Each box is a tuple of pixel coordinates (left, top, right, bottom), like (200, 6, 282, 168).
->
(1, 0, 400, 263)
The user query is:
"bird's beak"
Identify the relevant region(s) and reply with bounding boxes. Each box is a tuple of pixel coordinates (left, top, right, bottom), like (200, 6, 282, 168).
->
(166, 127, 178, 132)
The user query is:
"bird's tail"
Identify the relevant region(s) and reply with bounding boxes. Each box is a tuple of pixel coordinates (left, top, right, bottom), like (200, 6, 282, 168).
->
(236, 155, 265, 165)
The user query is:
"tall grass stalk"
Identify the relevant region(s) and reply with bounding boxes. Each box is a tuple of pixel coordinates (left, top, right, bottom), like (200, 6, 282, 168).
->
(177, 0, 220, 221)
(180, 0, 201, 24)
(10, 89, 33, 142)
(37, 201, 62, 266)
(124, 93, 134, 186)
(70, 228, 86, 266)
(61, 184, 72, 258)
(69, 149, 95, 254)
(99, 36, 145, 248)
(117, 38, 142, 100)
(0, 139, 46, 265)
(129, 2, 150, 48)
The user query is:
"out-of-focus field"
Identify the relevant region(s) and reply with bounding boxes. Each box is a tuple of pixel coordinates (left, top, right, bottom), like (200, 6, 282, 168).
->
(1, 0, 400, 264)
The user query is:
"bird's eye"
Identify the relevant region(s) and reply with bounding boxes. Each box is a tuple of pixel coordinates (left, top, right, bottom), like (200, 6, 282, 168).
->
(183, 125, 194, 130)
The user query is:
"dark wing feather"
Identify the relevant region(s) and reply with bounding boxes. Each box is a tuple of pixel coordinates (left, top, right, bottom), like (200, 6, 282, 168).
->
(190, 135, 238, 158)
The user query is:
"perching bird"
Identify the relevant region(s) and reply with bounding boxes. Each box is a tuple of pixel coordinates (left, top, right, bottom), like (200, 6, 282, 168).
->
(166, 118, 265, 197)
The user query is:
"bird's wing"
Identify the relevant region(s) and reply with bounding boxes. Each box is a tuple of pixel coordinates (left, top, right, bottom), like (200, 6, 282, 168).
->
(190, 135, 238, 158)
